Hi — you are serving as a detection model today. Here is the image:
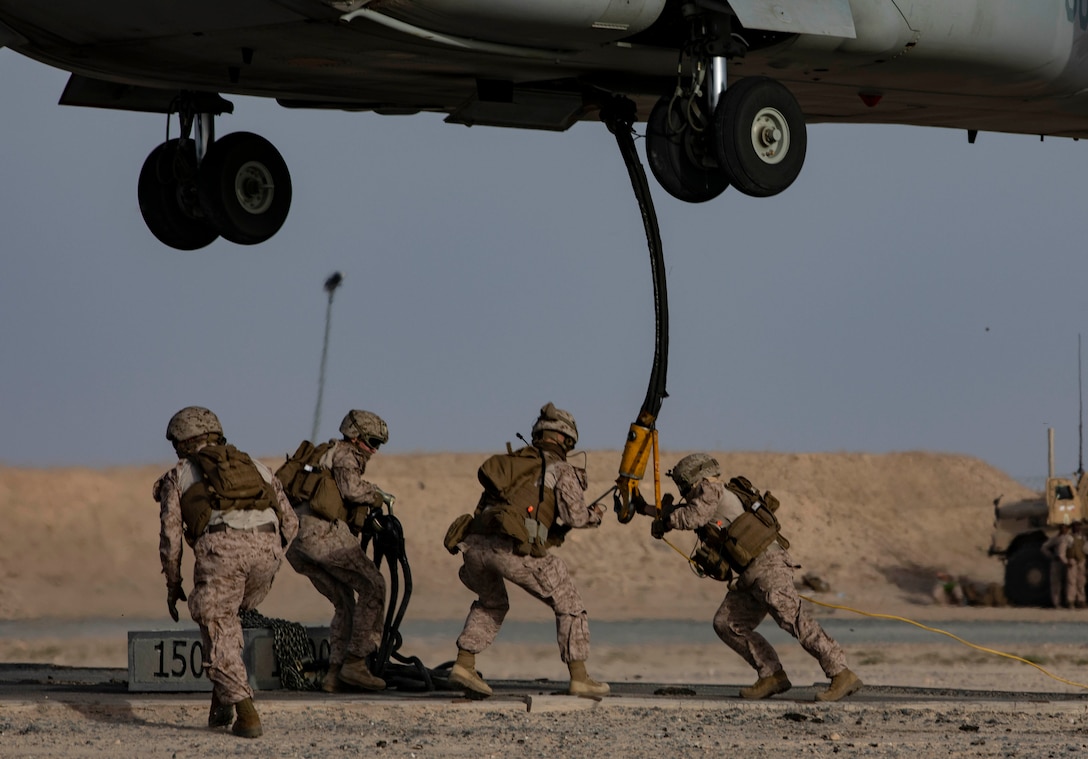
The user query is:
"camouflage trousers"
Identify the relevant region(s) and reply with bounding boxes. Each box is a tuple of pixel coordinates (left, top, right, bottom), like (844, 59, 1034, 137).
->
(456, 533, 591, 663)
(286, 514, 386, 668)
(1050, 560, 1068, 608)
(1054, 560, 1086, 607)
(189, 530, 282, 705)
(713, 545, 847, 679)
(1070, 559, 1087, 606)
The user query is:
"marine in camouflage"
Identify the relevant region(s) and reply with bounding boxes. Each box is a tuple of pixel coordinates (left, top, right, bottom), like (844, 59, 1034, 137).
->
(665, 471, 849, 681)
(455, 446, 603, 663)
(285, 438, 387, 671)
(154, 442, 297, 707)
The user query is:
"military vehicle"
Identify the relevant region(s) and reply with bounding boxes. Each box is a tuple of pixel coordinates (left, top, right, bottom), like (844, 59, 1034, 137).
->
(989, 428, 1086, 607)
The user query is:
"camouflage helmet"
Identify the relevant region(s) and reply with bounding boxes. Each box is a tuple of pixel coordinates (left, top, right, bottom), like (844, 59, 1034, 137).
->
(165, 406, 223, 443)
(668, 453, 721, 496)
(531, 402, 578, 445)
(339, 409, 389, 446)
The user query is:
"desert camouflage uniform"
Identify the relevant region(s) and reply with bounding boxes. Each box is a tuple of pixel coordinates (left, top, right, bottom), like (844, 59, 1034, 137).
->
(285, 440, 387, 671)
(155, 454, 298, 706)
(1040, 528, 1074, 604)
(667, 479, 848, 681)
(456, 447, 603, 663)
(1070, 528, 1087, 607)
(1042, 529, 1074, 608)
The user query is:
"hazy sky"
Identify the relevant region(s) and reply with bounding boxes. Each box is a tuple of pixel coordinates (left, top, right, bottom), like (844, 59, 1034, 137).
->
(3, 49, 1088, 479)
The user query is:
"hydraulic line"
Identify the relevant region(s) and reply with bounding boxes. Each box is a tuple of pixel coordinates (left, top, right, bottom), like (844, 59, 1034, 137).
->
(599, 95, 670, 523)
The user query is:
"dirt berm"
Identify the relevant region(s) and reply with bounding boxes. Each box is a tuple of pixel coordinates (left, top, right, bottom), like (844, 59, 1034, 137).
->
(0, 449, 1036, 627)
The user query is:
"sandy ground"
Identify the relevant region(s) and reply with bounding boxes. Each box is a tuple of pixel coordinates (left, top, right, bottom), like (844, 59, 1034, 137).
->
(3, 450, 1088, 756)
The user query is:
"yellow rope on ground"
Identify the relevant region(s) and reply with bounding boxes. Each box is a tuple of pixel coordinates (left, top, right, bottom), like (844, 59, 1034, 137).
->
(659, 534, 1088, 690)
(798, 594, 1088, 690)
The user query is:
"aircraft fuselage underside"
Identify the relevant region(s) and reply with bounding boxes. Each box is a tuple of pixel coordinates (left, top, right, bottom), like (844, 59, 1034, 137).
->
(3, 0, 1088, 247)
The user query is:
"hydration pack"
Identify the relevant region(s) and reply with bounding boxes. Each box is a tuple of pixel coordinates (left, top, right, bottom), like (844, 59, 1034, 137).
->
(471, 445, 562, 556)
(275, 440, 349, 522)
(697, 475, 789, 574)
(179, 444, 277, 546)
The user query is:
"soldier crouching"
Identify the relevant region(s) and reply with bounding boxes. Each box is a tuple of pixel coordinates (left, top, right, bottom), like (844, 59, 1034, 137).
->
(280, 409, 393, 693)
(640, 453, 862, 702)
(445, 403, 610, 699)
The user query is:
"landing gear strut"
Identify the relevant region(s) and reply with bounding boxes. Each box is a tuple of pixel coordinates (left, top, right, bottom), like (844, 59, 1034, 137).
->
(137, 94, 292, 250)
(643, 13, 807, 202)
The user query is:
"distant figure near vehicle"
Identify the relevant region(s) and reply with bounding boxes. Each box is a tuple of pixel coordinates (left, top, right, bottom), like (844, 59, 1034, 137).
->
(1042, 523, 1074, 608)
(1068, 522, 1087, 609)
(639, 454, 862, 702)
(154, 406, 298, 739)
(959, 577, 1008, 608)
(931, 572, 965, 606)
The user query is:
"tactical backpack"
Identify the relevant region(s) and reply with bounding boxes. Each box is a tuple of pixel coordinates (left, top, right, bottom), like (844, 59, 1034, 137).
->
(477, 444, 547, 514)
(460, 444, 566, 557)
(696, 475, 789, 576)
(179, 444, 278, 546)
(275, 440, 349, 522)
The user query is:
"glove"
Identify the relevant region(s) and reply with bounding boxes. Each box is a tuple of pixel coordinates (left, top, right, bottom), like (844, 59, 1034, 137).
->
(651, 517, 670, 540)
(167, 583, 187, 623)
(378, 488, 396, 508)
(632, 494, 654, 517)
(660, 493, 675, 513)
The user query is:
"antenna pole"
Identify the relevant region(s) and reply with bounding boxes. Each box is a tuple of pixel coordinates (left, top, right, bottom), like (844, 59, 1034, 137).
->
(312, 272, 344, 442)
(1079, 333, 1084, 477)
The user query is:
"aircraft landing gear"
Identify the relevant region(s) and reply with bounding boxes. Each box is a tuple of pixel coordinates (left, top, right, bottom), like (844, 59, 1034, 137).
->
(646, 14, 807, 202)
(713, 77, 806, 198)
(645, 91, 729, 203)
(137, 98, 292, 250)
(197, 132, 292, 245)
(138, 139, 220, 251)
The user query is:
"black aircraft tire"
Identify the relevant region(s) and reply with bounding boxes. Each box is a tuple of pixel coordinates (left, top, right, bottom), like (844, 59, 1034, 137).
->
(645, 95, 728, 204)
(137, 139, 220, 251)
(714, 77, 806, 198)
(1004, 542, 1051, 607)
(198, 132, 292, 245)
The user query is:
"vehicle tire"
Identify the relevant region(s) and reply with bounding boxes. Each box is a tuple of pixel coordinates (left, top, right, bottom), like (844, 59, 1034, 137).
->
(198, 132, 292, 245)
(645, 94, 729, 203)
(137, 139, 219, 250)
(713, 77, 806, 198)
(1004, 541, 1051, 607)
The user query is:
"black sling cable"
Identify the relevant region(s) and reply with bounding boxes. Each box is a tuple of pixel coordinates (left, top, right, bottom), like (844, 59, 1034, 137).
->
(361, 509, 434, 691)
(602, 96, 669, 420)
(601, 96, 670, 523)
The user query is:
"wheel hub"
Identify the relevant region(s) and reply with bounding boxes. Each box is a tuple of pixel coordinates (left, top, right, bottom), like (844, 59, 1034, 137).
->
(750, 107, 790, 164)
(233, 161, 275, 214)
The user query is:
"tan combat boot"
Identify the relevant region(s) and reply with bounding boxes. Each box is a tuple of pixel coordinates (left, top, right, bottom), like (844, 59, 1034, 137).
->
(231, 698, 262, 739)
(567, 660, 610, 698)
(338, 656, 386, 691)
(321, 664, 342, 694)
(448, 649, 493, 697)
(815, 668, 863, 702)
(739, 670, 792, 700)
(207, 691, 234, 728)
